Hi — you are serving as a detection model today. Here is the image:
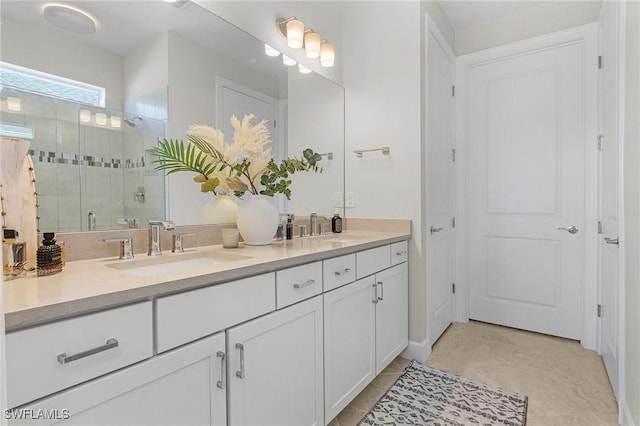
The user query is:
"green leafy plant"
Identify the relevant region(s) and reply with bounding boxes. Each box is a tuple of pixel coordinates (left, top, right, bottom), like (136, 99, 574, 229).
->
(150, 115, 322, 199)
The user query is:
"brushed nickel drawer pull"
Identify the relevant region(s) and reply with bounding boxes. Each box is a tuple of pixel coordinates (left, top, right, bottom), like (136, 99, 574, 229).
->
(235, 343, 245, 379)
(216, 351, 226, 389)
(378, 281, 384, 301)
(293, 279, 315, 289)
(57, 338, 119, 365)
(372, 283, 379, 304)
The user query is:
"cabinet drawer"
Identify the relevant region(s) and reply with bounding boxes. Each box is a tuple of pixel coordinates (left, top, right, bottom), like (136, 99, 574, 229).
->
(391, 241, 408, 265)
(323, 254, 356, 292)
(356, 245, 391, 279)
(156, 273, 275, 353)
(6, 301, 153, 408)
(276, 262, 322, 309)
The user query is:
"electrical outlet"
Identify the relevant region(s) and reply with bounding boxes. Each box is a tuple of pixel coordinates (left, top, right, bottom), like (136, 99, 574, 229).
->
(346, 192, 355, 208)
(334, 192, 344, 208)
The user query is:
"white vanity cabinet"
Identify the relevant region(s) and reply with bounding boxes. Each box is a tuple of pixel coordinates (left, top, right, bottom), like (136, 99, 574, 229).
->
(227, 296, 324, 426)
(10, 333, 227, 426)
(324, 253, 408, 423)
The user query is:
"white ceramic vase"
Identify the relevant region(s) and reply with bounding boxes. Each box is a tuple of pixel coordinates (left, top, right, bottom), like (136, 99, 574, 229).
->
(236, 194, 279, 245)
(202, 194, 238, 224)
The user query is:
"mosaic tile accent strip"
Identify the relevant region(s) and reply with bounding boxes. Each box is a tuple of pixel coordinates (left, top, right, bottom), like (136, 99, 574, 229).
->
(29, 150, 145, 169)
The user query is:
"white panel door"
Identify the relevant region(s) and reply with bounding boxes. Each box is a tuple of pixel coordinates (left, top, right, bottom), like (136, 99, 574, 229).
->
(426, 19, 456, 345)
(227, 296, 324, 426)
(467, 41, 586, 339)
(598, 0, 623, 398)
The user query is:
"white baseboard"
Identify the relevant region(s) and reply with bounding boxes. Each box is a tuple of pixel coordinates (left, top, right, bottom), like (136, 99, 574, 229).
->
(401, 338, 431, 363)
(622, 399, 636, 426)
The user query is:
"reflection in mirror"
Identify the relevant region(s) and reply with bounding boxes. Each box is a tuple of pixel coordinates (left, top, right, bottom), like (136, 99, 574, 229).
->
(0, 0, 344, 231)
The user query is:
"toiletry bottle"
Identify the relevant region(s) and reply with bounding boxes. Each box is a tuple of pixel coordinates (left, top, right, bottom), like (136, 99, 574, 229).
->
(332, 212, 343, 233)
(37, 232, 63, 276)
(286, 217, 294, 240)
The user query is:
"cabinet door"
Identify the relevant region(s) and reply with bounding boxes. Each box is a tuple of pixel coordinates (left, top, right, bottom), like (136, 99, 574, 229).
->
(323, 276, 376, 423)
(375, 263, 408, 375)
(10, 333, 227, 426)
(227, 296, 323, 426)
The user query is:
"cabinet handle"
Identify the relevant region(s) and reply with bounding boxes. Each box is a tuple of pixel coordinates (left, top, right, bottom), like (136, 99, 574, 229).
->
(395, 250, 407, 256)
(235, 343, 245, 379)
(378, 281, 384, 301)
(372, 283, 379, 304)
(216, 351, 226, 389)
(334, 268, 351, 276)
(57, 338, 119, 365)
(293, 279, 315, 289)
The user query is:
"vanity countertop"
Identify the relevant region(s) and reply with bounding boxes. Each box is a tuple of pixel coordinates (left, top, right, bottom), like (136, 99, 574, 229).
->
(4, 230, 410, 331)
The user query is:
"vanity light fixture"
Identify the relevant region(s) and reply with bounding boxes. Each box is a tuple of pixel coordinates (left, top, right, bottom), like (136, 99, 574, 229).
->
(7, 97, 21, 112)
(298, 63, 312, 74)
(276, 16, 335, 68)
(276, 17, 304, 49)
(304, 31, 321, 58)
(79, 109, 91, 123)
(95, 112, 107, 125)
(110, 116, 121, 128)
(264, 44, 280, 57)
(320, 42, 336, 67)
(42, 3, 97, 35)
(282, 55, 297, 66)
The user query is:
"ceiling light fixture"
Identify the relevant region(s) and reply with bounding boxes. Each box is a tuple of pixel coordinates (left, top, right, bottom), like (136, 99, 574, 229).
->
(95, 113, 107, 125)
(42, 3, 97, 35)
(7, 97, 22, 112)
(320, 42, 335, 68)
(79, 109, 91, 123)
(298, 63, 312, 74)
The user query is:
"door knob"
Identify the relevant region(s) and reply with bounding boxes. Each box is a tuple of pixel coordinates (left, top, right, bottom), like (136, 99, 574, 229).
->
(604, 237, 619, 245)
(430, 226, 443, 235)
(557, 226, 579, 234)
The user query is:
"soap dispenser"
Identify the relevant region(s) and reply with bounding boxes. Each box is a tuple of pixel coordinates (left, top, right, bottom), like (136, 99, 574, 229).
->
(331, 211, 343, 233)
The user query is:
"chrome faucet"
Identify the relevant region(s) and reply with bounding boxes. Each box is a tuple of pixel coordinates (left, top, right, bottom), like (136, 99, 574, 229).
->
(148, 220, 175, 256)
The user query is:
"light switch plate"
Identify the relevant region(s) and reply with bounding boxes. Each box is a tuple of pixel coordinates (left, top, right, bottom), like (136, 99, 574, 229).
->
(334, 192, 344, 208)
(346, 192, 355, 208)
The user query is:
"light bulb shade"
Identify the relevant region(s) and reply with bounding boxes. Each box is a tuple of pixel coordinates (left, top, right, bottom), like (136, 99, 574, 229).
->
(298, 63, 312, 74)
(95, 112, 107, 125)
(286, 19, 304, 48)
(79, 109, 91, 122)
(304, 31, 321, 58)
(264, 44, 280, 57)
(282, 55, 296, 66)
(110, 115, 121, 128)
(320, 42, 335, 67)
(7, 96, 21, 112)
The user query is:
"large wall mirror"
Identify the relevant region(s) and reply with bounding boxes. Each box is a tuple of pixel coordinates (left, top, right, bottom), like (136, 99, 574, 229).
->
(0, 1, 344, 232)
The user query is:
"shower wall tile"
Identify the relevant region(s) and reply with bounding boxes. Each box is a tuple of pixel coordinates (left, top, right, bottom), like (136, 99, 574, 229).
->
(35, 162, 59, 196)
(27, 116, 57, 152)
(23, 93, 55, 119)
(57, 120, 80, 154)
(0, 111, 26, 126)
(56, 164, 81, 196)
(55, 99, 79, 123)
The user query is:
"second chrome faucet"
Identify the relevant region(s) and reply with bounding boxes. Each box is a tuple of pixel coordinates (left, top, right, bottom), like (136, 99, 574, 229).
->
(148, 220, 175, 256)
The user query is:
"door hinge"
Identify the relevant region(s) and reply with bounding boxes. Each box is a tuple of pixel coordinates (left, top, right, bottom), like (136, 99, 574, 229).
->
(452, 217, 456, 228)
(597, 135, 604, 150)
(451, 148, 456, 162)
(598, 221, 603, 234)
(452, 85, 455, 97)
(598, 55, 603, 69)
(452, 283, 456, 294)
(597, 304, 603, 318)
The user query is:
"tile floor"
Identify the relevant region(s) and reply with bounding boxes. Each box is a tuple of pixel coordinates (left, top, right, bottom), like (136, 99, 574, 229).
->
(328, 320, 619, 426)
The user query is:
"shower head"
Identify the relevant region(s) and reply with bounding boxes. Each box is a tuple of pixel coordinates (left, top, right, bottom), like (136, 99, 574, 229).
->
(123, 115, 143, 127)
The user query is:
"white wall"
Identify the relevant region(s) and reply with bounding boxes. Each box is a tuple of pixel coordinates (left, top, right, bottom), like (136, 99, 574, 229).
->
(342, 1, 426, 345)
(455, 1, 602, 55)
(195, 0, 343, 85)
(123, 33, 169, 102)
(0, 17, 124, 106)
(166, 32, 282, 225)
(624, 1, 640, 423)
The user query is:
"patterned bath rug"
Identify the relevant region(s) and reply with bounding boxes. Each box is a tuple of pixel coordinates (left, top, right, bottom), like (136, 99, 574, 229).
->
(359, 360, 528, 426)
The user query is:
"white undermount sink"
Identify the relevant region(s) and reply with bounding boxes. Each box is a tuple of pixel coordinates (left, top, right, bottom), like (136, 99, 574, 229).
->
(105, 251, 251, 277)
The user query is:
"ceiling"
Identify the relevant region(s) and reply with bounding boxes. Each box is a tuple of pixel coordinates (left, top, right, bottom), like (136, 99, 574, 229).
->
(438, 1, 552, 29)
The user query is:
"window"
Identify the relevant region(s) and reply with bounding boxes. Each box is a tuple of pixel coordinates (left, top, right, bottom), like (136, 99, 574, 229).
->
(0, 62, 105, 107)
(0, 123, 34, 140)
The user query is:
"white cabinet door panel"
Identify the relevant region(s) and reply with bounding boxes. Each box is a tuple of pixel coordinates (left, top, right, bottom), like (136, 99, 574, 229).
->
(227, 296, 324, 426)
(375, 263, 408, 374)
